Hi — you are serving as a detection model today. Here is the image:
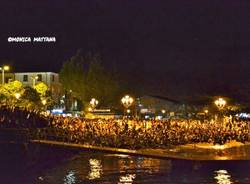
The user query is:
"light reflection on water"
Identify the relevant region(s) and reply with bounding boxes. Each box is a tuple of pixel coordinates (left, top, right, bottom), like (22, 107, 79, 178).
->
(38, 152, 250, 184)
(88, 158, 103, 180)
(1, 145, 250, 184)
(214, 170, 233, 184)
(64, 171, 76, 184)
(118, 174, 136, 184)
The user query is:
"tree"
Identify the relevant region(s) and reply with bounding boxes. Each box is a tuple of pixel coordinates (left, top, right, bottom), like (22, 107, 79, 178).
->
(0, 80, 53, 110)
(34, 82, 54, 109)
(34, 82, 48, 97)
(21, 86, 41, 109)
(59, 50, 86, 111)
(0, 80, 24, 105)
(60, 50, 86, 100)
(85, 58, 120, 107)
(60, 51, 121, 110)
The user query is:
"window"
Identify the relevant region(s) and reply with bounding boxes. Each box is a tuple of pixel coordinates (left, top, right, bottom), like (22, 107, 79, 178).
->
(52, 75, 55, 82)
(23, 75, 28, 82)
(37, 74, 42, 81)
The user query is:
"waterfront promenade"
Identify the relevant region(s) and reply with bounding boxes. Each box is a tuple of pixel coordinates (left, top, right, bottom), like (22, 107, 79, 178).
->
(1, 106, 250, 160)
(31, 139, 250, 160)
(1, 126, 250, 160)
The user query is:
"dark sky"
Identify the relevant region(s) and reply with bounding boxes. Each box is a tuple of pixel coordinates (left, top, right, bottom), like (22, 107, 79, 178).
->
(1, 0, 250, 97)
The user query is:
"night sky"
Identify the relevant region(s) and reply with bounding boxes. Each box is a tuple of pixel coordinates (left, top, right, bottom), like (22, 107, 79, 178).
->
(1, 0, 250, 98)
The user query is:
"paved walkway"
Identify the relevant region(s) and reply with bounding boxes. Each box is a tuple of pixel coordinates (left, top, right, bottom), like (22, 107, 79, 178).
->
(31, 140, 250, 160)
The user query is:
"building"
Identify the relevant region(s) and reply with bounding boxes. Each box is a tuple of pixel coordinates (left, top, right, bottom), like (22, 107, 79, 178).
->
(14, 72, 59, 88)
(1, 73, 15, 83)
(1, 72, 62, 101)
(138, 95, 187, 118)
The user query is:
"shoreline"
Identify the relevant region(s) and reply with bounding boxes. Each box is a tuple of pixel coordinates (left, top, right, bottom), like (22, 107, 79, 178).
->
(181, 140, 250, 149)
(31, 140, 250, 161)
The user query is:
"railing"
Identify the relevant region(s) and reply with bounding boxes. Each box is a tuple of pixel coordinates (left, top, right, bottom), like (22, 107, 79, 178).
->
(0, 128, 30, 143)
(0, 127, 86, 145)
(30, 128, 83, 144)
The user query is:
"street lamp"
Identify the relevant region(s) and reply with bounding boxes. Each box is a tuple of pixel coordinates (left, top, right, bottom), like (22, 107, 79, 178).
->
(214, 98, 226, 110)
(0, 65, 10, 84)
(214, 98, 227, 122)
(121, 95, 134, 117)
(42, 99, 47, 105)
(15, 93, 21, 100)
(31, 76, 38, 86)
(121, 95, 134, 108)
(41, 99, 47, 111)
(89, 98, 99, 110)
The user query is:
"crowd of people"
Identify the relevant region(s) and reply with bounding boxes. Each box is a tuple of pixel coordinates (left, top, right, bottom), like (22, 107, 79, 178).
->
(47, 116, 250, 148)
(0, 106, 250, 149)
(0, 106, 48, 129)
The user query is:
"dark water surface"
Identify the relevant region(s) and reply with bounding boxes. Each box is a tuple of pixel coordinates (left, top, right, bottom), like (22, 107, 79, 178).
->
(0, 144, 250, 184)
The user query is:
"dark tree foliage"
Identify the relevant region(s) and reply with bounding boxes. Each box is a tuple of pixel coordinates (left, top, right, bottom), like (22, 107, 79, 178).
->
(59, 50, 85, 100)
(22, 86, 41, 103)
(86, 58, 120, 107)
(60, 50, 121, 109)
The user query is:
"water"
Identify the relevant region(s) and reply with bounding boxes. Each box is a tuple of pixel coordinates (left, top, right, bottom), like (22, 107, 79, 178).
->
(0, 144, 250, 184)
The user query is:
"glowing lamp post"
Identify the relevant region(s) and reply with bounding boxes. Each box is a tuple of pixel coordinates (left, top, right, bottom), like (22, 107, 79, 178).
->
(204, 109, 209, 119)
(214, 98, 227, 122)
(161, 109, 166, 118)
(13, 93, 21, 107)
(121, 95, 134, 117)
(41, 99, 47, 111)
(42, 99, 47, 105)
(0, 65, 10, 84)
(121, 95, 134, 108)
(31, 76, 38, 87)
(15, 93, 21, 100)
(214, 98, 226, 110)
(89, 98, 99, 111)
